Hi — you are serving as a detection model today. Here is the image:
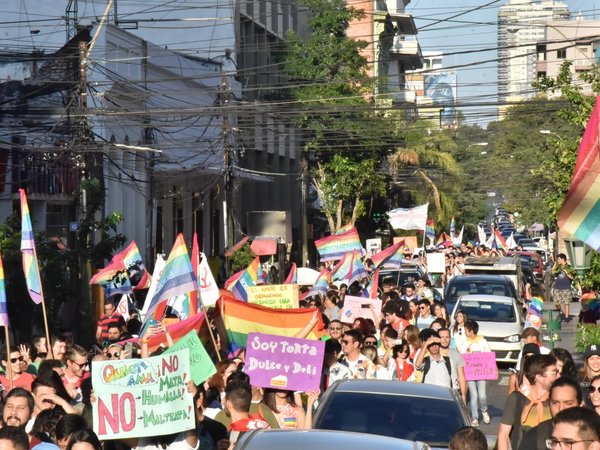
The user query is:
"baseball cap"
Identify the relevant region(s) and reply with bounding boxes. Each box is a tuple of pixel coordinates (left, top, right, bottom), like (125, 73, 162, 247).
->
(522, 343, 541, 356)
(585, 344, 600, 359)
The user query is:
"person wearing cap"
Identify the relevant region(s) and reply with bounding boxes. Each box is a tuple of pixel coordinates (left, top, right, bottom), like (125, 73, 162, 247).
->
(579, 344, 600, 405)
(508, 343, 541, 396)
(515, 327, 551, 371)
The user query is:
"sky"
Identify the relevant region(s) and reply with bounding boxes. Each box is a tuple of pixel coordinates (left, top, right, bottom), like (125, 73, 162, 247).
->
(409, 0, 600, 127)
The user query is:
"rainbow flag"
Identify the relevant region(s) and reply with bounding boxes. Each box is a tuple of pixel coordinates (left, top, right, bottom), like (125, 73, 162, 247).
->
(492, 229, 508, 251)
(19, 189, 43, 305)
(229, 257, 260, 301)
(331, 250, 367, 284)
(89, 259, 133, 298)
(581, 292, 600, 313)
(425, 218, 435, 243)
(558, 96, 600, 250)
(189, 233, 200, 315)
(450, 215, 456, 238)
(143, 233, 197, 324)
(284, 262, 297, 284)
(219, 295, 324, 352)
(363, 268, 380, 299)
(114, 241, 151, 290)
(0, 252, 9, 327)
(305, 270, 331, 298)
(335, 223, 353, 235)
(331, 252, 352, 281)
(370, 241, 404, 269)
(315, 227, 362, 261)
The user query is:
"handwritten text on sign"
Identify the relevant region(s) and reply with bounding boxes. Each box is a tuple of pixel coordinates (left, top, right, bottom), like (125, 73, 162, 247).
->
(244, 333, 324, 391)
(92, 349, 195, 439)
(463, 352, 498, 381)
(340, 296, 382, 324)
(248, 284, 299, 309)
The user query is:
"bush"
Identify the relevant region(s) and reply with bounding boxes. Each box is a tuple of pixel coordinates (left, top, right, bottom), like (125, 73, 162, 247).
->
(576, 323, 600, 352)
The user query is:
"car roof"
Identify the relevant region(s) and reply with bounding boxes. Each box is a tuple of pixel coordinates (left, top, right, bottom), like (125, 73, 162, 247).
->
(458, 294, 515, 303)
(449, 274, 513, 282)
(328, 379, 457, 400)
(236, 430, 421, 450)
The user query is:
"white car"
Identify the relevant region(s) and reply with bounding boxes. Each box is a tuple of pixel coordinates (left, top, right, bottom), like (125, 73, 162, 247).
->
(450, 294, 524, 364)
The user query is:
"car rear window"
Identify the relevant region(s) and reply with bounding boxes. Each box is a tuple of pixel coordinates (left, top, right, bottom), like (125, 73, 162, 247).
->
(448, 281, 512, 300)
(315, 392, 465, 446)
(456, 300, 516, 322)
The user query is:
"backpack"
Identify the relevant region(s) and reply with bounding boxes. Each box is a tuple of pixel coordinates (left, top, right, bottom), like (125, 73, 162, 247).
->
(421, 356, 452, 385)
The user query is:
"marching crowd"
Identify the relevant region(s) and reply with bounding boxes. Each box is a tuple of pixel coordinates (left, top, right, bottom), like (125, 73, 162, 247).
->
(0, 242, 597, 450)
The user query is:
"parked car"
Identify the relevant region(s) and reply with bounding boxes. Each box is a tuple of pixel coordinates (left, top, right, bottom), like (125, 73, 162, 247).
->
(522, 246, 550, 266)
(313, 380, 470, 450)
(517, 238, 536, 247)
(234, 430, 430, 450)
(443, 274, 520, 311)
(507, 251, 544, 282)
(450, 294, 524, 363)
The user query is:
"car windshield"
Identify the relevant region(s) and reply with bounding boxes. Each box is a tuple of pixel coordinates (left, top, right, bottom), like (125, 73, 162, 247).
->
(315, 392, 465, 446)
(456, 300, 516, 322)
(447, 281, 512, 300)
(378, 269, 421, 287)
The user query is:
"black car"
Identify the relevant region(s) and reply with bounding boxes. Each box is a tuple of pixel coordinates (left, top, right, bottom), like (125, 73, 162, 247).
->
(443, 274, 520, 311)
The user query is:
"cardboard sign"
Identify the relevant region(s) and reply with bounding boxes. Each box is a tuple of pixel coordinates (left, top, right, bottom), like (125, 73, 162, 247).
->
(393, 236, 418, 252)
(463, 352, 498, 381)
(427, 252, 446, 274)
(244, 332, 324, 391)
(248, 284, 299, 309)
(366, 238, 382, 255)
(164, 330, 216, 385)
(340, 295, 382, 324)
(92, 349, 195, 439)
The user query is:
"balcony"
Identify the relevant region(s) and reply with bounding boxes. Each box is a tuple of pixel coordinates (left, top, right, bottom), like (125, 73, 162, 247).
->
(389, 36, 424, 68)
(390, 13, 417, 35)
(392, 90, 416, 104)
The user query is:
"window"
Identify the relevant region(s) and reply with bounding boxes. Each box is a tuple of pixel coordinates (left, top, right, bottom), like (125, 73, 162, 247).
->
(557, 49, 567, 59)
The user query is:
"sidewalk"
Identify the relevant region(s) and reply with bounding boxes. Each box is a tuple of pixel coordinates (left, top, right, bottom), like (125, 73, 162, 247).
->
(542, 300, 584, 367)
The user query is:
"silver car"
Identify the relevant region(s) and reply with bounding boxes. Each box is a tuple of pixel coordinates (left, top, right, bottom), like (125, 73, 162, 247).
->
(312, 380, 470, 450)
(234, 429, 430, 450)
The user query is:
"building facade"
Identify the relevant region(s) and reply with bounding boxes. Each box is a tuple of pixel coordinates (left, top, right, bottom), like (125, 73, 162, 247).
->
(497, 0, 570, 117)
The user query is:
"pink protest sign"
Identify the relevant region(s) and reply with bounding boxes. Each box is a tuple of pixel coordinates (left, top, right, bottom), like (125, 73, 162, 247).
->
(340, 295, 382, 324)
(244, 333, 325, 392)
(463, 352, 498, 381)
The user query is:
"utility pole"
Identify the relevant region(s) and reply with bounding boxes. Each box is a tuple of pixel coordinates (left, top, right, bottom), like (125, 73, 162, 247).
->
(301, 157, 309, 267)
(221, 69, 235, 251)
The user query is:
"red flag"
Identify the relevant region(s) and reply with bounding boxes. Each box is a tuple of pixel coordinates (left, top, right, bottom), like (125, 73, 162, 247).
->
(370, 268, 380, 299)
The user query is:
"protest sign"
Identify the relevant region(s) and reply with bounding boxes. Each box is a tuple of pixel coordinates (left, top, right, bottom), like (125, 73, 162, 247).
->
(92, 349, 195, 439)
(245, 332, 324, 391)
(164, 330, 216, 384)
(366, 238, 382, 255)
(248, 284, 299, 309)
(393, 236, 418, 252)
(463, 352, 498, 381)
(427, 252, 446, 273)
(340, 295, 382, 324)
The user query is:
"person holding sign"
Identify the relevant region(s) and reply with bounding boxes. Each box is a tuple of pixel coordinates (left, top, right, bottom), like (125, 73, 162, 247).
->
(458, 320, 492, 427)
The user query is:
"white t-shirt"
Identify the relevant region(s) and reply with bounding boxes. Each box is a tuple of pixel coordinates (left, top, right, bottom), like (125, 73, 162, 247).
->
(136, 433, 199, 450)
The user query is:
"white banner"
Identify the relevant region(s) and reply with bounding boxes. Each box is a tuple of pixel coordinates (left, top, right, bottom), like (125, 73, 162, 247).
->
(198, 253, 220, 307)
(387, 204, 428, 230)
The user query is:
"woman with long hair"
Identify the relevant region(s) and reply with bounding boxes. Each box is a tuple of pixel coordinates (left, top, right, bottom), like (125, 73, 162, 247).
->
(388, 341, 415, 381)
(588, 375, 600, 415)
(263, 389, 317, 429)
(433, 302, 449, 323)
(451, 310, 468, 351)
(579, 346, 600, 403)
(550, 348, 577, 379)
(403, 325, 421, 363)
(66, 429, 102, 450)
(408, 300, 419, 325)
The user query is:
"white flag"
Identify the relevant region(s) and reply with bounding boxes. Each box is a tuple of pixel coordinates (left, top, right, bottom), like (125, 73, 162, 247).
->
(477, 225, 487, 244)
(452, 226, 464, 246)
(198, 252, 220, 307)
(140, 254, 166, 320)
(387, 204, 428, 230)
(506, 233, 517, 249)
(116, 295, 130, 322)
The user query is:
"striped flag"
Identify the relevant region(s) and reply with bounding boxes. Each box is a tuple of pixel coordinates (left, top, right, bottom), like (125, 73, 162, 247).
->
(558, 96, 600, 250)
(365, 268, 380, 299)
(113, 241, 151, 290)
(229, 257, 261, 301)
(370, 241, 404, 269)
(315, 227, 362, 261)
(492, 229, 508, 251)
(284, 263, 297, 284)
(19, 189, 43, 305)
(450, 215, 456, 239)
(143, 233, 198, 325)
(335, 223, 353, 235)
(89, 259, 133, 298)
(0, 252, 9, 327)
(425, 218, 435, 244)
(305, 270, 331, 298)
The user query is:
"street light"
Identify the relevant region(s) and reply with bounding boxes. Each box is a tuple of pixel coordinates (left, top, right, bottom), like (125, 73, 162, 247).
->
(563, 235, 594, 276)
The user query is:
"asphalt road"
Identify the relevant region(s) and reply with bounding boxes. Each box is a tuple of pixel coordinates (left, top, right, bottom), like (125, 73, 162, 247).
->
(477, 300, 583, 439)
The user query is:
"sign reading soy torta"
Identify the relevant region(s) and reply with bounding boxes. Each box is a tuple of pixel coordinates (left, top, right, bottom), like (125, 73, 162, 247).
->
(244, 332, 324, 391)
(247, 284, 299, 309)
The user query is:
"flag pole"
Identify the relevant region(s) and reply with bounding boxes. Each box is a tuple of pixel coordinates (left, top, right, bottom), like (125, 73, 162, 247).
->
(197, 288, 222, 362)
(4, 327, 12, 390)
(40, 296, 54, 360)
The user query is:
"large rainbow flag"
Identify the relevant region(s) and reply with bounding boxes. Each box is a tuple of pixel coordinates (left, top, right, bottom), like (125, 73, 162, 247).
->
(370, 240, 404, 268)
(229, 257, 260, 301)
(0, 252, 9, 327)
(425, 218, 435, 244)
(304, 270, 331, 298)
(558, 96, 600, 250)
(20, 189, 43, 305)
(284, 262, 297, 284)
(219, 295, 324, 352)
(315, 227, 362, 261)
(331, 250, 367, 284)
(89, 259, 133, 298)
(143, 233, 197, 324)
(114, 241, 151, 290)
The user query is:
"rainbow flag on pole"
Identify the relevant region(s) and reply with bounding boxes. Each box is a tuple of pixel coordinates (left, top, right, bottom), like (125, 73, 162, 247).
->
(370, 240, 405, 269)
(89, 259, 133, 298)
(143, 233, 197, 323)
(491, 229, 508, 251)
(220, 295, 324, 352)
(331, 250, 367, 284)
(315, 227, 362, 261)
(450, 215, 456, 239)
(229, 257, 260, 301)
(558, 96, 600, 250)
(113, 241, 151, 290)
(425, 218, 435, 244)
(0, 252, 9, 327)
(20, 189, 43, 305)
(304, 270, 331, 298)
(284, 262, 297, 284)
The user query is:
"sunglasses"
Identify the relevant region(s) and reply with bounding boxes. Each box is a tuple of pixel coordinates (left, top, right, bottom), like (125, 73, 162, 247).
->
(419, 306, 428, 310)
(107, 352, 120, 358)
(9, 356, 24, 364)
(37, 352, 47, 358)
(329, 327, 341, 331)
(70, 361, 88, 369)
(589, 385, 600, 394)
(340, 340, 350, 345)
(364, 341, 377, 346)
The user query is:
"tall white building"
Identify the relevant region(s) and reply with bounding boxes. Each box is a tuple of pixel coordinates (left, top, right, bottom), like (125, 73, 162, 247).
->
(497, 0, 570, 117)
